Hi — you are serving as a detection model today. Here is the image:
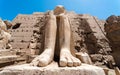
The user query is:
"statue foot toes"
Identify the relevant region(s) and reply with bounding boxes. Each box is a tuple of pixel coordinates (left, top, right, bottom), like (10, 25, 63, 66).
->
(60, 55, 81, 67)
(30, 60, 39, 66)
(38, 58, 50, 67)
(30, 54, 53, 67)
(72, 57, 81, 66)
(60, 58, 67, 67)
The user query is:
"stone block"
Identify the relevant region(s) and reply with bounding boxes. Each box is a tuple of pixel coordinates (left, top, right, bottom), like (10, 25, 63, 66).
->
(76, 52, 92, 64)
(0, 50, 16, 56)
(0, 55, 18, 64)
(0, 62, 105, 75)
(0, 55, 26, 64)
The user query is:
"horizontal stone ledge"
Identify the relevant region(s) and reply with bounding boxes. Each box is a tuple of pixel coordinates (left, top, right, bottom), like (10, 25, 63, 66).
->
(0, 62, 105, 75)
(0, 49, 16, 56)
(0, 55, 18, 64)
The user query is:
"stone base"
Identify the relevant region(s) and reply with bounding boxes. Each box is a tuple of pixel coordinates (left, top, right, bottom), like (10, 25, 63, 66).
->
(0, 62, 105, 75)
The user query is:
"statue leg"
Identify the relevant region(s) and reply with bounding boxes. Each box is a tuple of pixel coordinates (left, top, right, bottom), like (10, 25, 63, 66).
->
(30, 11, 57, 67)
(59, 14, 81, 67)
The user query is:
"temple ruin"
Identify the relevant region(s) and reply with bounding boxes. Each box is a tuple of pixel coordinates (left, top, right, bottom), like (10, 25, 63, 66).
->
(0, 5, 119, 75)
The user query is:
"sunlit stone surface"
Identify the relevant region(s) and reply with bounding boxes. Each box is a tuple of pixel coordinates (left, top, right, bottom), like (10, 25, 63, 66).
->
(0, 62, 105, 75)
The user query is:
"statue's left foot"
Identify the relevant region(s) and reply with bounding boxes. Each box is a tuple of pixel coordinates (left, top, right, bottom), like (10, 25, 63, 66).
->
(60, 48, 81, 67)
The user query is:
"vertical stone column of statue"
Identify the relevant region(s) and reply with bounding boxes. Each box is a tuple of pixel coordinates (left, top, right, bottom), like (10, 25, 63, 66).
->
(59, 14, 81, 67)
(30, 11, 57, 67)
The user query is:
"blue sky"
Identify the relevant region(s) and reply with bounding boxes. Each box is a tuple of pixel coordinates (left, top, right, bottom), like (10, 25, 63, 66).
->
(0, 0, 120, 21)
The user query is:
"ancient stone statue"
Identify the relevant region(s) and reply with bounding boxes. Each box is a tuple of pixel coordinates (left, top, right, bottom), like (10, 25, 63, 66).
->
(30, 5, 81, 67)
(0, 18, 11, 49)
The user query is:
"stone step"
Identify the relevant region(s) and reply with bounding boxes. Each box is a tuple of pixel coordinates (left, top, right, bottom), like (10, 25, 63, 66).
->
(0, 55, 26, 64)
(0, 49, 16, 56)
(0, 55, 18, 64)
(0, 62, 106, 75)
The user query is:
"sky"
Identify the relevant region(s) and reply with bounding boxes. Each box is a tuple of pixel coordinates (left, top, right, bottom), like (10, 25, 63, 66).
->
(0, 0, 120, 21)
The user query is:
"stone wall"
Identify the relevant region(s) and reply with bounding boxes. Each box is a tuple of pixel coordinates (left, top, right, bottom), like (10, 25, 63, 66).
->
(67, 13, 111, 54)
(10, 13, 45, 49)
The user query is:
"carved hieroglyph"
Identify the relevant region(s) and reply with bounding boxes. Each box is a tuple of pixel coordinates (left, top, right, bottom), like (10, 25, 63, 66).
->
(0, 19, 11, 49)
(30, 5, 81, 67)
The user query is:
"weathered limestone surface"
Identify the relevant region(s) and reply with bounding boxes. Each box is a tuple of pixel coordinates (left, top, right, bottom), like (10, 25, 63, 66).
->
(105, 15, 120, 68)
(0, 19, 11, 50)
(81, 14, 111, 54)
(10, 12, 114, 67)
(8, 6, 115, 69)
(76, 52, 92, 64)
(11, 13, 45, 49)
(30, 6, 82, 67)
(0, 62, 105, 75)
(0, 55, 18, 64)
(11, 10, 111, 55)
(0, 50, 16, 56)
(67, 13, 114, 67)
(0, 49, 26, 64)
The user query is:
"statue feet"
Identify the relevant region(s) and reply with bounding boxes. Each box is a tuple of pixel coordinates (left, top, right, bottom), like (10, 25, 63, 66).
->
(30, 49, 54, 67)
(60, 48, 81, 67)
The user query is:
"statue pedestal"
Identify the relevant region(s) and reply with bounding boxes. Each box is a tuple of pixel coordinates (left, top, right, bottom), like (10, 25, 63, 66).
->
(0, 62, 105, 75)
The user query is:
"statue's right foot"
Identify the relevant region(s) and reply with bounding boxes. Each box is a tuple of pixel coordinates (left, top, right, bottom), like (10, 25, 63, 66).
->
(30, 49, 54, 67)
